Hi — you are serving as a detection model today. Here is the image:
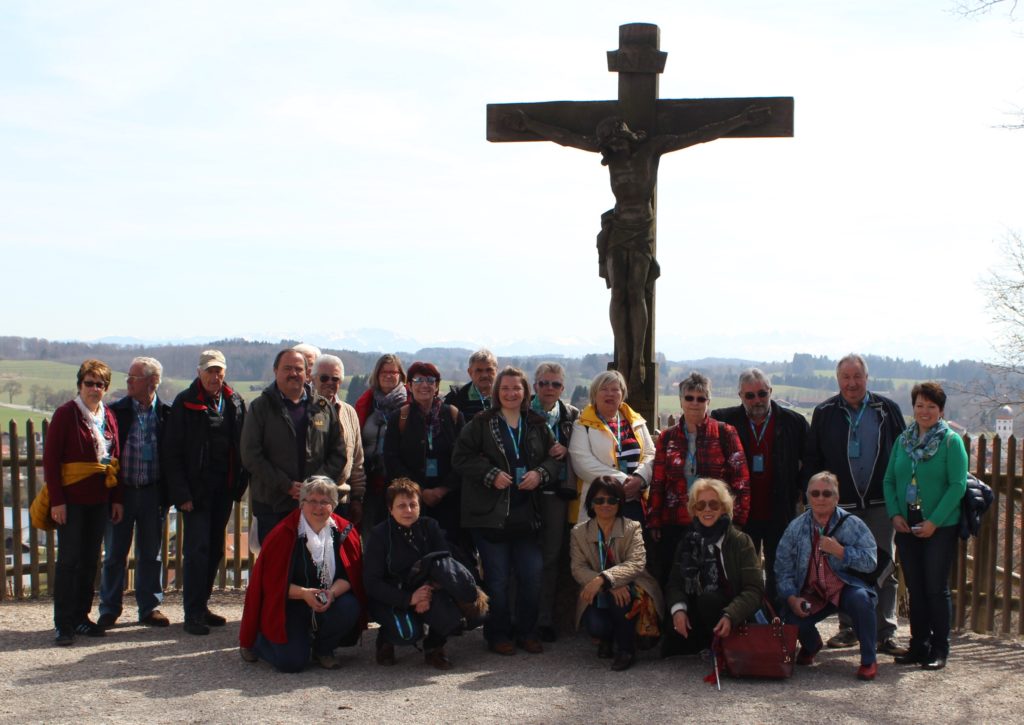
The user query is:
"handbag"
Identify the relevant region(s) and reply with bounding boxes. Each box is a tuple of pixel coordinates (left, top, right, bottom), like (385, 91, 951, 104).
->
(828, 514, 895, 590)
(718, 598, 798, 679)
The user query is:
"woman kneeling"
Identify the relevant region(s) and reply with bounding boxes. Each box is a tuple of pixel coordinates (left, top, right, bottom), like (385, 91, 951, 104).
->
(239, 476, 366, 672)
(365, 479, 488, 669)
(570, 476, 663, 671)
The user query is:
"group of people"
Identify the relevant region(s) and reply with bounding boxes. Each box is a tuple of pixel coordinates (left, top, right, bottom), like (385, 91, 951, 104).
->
(42, 349, 967, 681)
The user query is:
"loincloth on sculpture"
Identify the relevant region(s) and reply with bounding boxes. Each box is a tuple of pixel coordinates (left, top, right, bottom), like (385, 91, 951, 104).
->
(597, 209, 660, 292)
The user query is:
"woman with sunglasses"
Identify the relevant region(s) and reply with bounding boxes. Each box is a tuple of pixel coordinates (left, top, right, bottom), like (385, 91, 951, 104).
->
(648, 372, 750, 586)
(42, 359, 124, 646)
(775, 471, 881, 681)
(383, 361, 464, 541)
(883, 381, 966, 671)
(663, 478, 762, 658)
(570, 476, 663, 671)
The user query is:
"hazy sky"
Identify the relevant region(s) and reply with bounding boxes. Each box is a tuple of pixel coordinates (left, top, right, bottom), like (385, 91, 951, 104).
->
(3, 1, 1023, 364)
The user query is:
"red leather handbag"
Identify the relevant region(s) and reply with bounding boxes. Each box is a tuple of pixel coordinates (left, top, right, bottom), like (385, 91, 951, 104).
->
(718, 599, 798, 679)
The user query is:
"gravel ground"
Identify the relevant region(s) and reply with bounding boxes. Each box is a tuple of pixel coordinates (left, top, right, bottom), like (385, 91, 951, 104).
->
(2, 590, 1022, 725)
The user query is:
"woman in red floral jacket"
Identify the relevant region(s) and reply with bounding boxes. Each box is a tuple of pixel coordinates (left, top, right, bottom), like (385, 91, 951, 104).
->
(647, 371, 749, 585)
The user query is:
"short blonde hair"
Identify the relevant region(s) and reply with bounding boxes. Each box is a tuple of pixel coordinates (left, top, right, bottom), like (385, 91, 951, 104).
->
(807, 471, 839, 496)
(686, 478, 734, 519)
(588, 370, 627, 407)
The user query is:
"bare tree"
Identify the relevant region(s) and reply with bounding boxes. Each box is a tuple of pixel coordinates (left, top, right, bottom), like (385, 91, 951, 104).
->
(953, 0, 1019, 17)
(1, 379, 22, 404)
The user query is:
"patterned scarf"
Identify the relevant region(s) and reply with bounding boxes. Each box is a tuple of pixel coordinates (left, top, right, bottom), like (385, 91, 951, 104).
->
(74, 395, 109, 463)
(900, 419, 949, 463)
(299, 513, 337, 589)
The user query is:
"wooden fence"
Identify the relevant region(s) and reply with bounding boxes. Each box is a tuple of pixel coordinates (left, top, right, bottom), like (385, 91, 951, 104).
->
(3, 420, 1022, 637)
(2, 419, 253, 602)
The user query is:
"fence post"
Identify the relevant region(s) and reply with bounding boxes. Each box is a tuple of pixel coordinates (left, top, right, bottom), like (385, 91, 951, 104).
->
(1, 422, 9, 601)
(27, 420, 41, 599)
(1002, 435, 1016, 634)
(954, 434, 970, 631)
(10, 421, 24, 599)
(984, 436, 1001, 632)
(970, 436, 987, 633)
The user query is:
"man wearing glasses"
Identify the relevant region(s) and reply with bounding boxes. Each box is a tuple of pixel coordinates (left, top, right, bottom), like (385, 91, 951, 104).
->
(312, 354, 366, 525)
(711, 368, 808, 601)
(803, 353, 907, 656)
(98, 357, 172, 630)
(531, 362, 580, 642)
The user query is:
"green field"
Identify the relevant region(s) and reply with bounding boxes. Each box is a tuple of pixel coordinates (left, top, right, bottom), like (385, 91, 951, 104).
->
(0, 404, 50, 432)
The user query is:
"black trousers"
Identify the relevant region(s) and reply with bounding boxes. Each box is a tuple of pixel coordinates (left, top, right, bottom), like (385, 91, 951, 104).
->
(53, 502, 108, 630)
(182, 492, 234, 621)
(896, 525, 958, 659)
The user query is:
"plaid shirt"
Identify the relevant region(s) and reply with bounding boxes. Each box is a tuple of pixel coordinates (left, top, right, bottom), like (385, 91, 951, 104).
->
(649, 416, 750, 527)
(122, 398, 159, 486)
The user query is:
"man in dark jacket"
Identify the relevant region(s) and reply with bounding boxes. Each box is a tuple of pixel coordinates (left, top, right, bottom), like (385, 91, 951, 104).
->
(98, 356, 172, 630)
(803, 353, 907, 655)
(163, 349, 249, 635)
(531, 362, 580, 642)
(443, 349, 498, 423)
(241, 348, 345, 545)
(711, 367, 808, 602)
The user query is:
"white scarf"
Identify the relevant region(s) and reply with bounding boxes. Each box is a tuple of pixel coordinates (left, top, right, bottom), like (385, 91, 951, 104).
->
(74, 395, 109, 463)
(298, 512, 337, 588)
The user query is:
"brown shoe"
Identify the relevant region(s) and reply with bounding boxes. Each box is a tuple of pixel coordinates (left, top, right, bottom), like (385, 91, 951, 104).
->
(424, 647, 453, 670)
(140, 610, 170, 627)
(315, 652, 341, 670)
(517, 638, 544, 654)
(489, 641, 517, 656)
(239, 647, 258, 663)
(376, 642, 396, 666)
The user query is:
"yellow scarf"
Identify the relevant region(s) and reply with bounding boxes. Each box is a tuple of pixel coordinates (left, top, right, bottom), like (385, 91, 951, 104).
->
(29, 459, 120, 531)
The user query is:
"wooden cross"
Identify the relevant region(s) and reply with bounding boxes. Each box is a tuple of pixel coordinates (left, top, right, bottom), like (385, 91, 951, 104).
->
(487, 22, 793, 425)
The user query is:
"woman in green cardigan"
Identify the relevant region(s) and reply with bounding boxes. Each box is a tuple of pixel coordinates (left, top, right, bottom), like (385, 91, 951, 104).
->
(883, 381, 967, 671)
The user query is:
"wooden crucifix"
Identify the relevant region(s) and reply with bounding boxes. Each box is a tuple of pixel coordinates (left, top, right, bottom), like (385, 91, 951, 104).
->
(487, 22, 793, 425)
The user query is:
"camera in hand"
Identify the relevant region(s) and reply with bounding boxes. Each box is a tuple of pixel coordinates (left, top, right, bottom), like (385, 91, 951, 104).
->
(314, 590, 329, 605)
(907, 503, 924, 528)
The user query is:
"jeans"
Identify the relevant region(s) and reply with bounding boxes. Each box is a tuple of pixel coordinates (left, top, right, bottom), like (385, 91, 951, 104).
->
(896, 525, 958, 659)
(254, 593, 361, 672)
(472, 530, 543, 644)
(53, 502, 108, 630)
(837, 504, 897, 640)
(786, 585, 878, 665)
(583, 600, 636, 654)
(99, 484, 165, 620)
(182, 491, 234, 621)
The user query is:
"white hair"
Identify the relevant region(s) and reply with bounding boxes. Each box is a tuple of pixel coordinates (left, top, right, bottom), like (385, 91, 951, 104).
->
(314, 354, 345, 378)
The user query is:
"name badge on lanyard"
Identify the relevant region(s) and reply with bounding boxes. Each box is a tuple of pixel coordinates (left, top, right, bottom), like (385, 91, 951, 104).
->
(141, 442, 155, 462)
(752, 454, 764, 473)
(425, 458, 438, 478)
(618, 459, 631, 474)
(514, 466, 526, 484)
(848, 438, 861, 459)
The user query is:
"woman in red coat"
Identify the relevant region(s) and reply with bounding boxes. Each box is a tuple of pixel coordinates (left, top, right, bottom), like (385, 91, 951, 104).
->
(44, 359, 123, 646)
(240, 476, 367, 671)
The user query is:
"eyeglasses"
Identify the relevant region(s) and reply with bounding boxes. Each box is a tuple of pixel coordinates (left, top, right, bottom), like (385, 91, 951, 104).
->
(743, 390, 770, 400)
(592, 496, 620, 506)
(82, 380, 107, 389)
(535, 380, 564, 389)
(303, 499, 334, 508)
(683, 395, 708, 403)
(319, 375, 341, 383)
(411, 376, 438, 385)
(809, 489, 835, 498)
(694, 500, 722, 511)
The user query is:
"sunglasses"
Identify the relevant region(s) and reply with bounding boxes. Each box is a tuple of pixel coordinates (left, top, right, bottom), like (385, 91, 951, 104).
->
(694, 500, 722, 511)
(592, 496, 620, 506)
(319, 375, 341, 383)
(683, 395, 708, 403)
(809, 489, 835, 498)
(535, 380, 564, 389)
(743, 390, 770, 400)
(82, 380, 107, 389)
(411, 376, 438, 385)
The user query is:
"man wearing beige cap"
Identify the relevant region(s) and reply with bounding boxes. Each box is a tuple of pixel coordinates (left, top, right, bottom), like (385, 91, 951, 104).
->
(163, 349, 249, 635)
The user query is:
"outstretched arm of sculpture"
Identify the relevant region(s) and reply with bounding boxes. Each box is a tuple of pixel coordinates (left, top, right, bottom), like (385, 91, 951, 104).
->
(654, 105, 772, 155)
(502, 109, 601, 153)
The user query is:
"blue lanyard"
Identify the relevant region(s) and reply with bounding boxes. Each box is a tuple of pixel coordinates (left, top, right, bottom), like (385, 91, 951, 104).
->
(471, 384, 491, 409)
(597, 527, 609, 570)
(843, 394, 870, 436)
(598, 412, 623, 455)
(749, 407, 772, 448)
(426, 406, 437, 452)
(503, 416, 524, 461)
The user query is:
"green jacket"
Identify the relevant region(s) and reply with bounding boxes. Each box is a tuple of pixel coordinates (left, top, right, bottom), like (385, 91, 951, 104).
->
(883, 427, 967, 528)
(453, 409, 558, 530)
(665, 524, 764, 624)
(241, 383, 345, 513)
